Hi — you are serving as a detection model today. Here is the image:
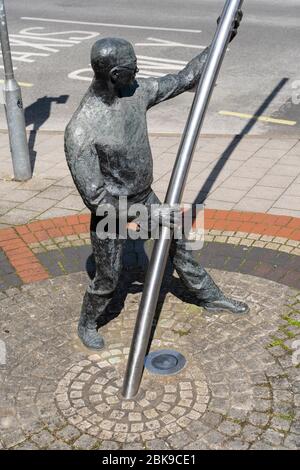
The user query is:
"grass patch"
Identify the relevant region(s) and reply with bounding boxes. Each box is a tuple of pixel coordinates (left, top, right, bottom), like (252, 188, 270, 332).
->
(274, 413, 294, 422)
(172, 328, 191, 337)
(267, 337, 292, 352)
(283, 316, 300, 328)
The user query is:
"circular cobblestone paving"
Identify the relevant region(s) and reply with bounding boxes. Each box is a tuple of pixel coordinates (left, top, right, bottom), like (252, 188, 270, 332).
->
(55, 350, 209, 444)
(0, 269, 299, 450)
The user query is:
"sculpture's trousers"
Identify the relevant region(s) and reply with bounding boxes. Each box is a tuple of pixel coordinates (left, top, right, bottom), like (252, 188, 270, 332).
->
(80, 190, 222, 329)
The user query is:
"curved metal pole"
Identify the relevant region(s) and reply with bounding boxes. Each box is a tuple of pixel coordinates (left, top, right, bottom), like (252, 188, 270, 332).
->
(122, 0, 244, 399)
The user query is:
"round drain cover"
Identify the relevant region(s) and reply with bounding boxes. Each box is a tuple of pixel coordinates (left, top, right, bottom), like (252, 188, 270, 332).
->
(144, 350, 186, 376)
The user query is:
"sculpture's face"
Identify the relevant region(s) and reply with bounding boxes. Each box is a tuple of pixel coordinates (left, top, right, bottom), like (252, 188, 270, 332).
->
(110, 57, 139, 88)
(91, 38, 139, 89)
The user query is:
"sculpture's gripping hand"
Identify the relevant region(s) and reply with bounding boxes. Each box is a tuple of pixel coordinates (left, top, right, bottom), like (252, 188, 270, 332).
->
(152, 204, 182, 231)
(217, 8, 243, 43)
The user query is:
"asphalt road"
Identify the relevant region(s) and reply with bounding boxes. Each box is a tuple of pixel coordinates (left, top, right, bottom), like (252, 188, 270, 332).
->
(0, 0, 299, 135)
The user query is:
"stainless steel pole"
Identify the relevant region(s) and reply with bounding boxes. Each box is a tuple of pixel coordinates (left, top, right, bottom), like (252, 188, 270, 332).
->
(122, 0, 244, 399)
(0, 0, 31, 181)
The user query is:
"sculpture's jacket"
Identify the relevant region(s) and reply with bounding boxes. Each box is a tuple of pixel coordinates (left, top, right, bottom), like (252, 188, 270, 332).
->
(64, 48, 209, 214)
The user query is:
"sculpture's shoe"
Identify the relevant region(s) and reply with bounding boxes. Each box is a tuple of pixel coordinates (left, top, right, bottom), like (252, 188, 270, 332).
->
(78, 324, 105, 350)
(201, 296, 249, 315)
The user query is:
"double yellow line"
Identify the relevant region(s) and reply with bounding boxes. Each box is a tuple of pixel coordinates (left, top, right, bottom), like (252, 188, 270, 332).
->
(219, 110, 297, 127)
(0, 79, 33, 88)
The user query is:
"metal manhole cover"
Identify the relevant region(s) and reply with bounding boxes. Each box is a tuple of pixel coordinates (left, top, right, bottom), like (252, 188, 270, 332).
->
(144, 349, 186, 375)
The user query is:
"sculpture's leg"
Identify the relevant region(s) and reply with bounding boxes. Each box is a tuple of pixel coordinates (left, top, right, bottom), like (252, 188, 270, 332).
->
(146, 191, 249, 314)
(78, 213, 125, 349)
(170, 231, 249, 314)
(169, 237, 222, 300)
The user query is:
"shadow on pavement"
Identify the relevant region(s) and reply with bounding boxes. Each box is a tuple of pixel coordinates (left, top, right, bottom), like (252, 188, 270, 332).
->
(85, 239, 205, 354)
(24, 95, 69, 172)
(193, 77, 289, 205)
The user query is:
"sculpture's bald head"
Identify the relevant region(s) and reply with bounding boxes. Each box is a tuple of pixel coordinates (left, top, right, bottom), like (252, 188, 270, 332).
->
(91, 38, 138, 87)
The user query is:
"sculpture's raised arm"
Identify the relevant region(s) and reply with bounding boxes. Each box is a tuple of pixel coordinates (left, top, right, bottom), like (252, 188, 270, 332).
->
(145, 9, 243, 108)
(146, 47, 210, 108)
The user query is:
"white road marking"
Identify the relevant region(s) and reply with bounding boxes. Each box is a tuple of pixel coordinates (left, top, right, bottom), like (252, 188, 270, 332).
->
(135, 37, 206, 49)
(0, 340, 6, 366)
(137, 55, 186, 77)
(68, 55, 188, 82)
(68, 68, 93, 81)
(21, 17, 202, 34)
(14, 34, 78, 45)
(10, 51, 49, 62)
(136, 55, 187, 65)
(138, 71, 166, 77)
(19, 27, 99, 41)
(0, 65, 17, 70)
(138, 63, 184, 71)
(0, 27, 100, 66)
(9, 37, 61, 53)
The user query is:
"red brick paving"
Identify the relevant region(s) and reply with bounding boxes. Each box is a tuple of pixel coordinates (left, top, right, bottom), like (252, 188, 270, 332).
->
(1, 209, 300, 284)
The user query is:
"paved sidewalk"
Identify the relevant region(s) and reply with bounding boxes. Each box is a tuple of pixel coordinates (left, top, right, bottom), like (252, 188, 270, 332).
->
(0, 131, 300, 227)
(0, 130, 300, 451)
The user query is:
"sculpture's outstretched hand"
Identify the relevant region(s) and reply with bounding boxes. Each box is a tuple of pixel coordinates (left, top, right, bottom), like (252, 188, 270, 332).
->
(217, 9, 243, 43)
(152, 204, 182, 231)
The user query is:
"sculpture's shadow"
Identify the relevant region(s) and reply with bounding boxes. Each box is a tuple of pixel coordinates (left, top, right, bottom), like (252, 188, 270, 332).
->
(85, 239, 203, 344)
(25, 95, 69, 172)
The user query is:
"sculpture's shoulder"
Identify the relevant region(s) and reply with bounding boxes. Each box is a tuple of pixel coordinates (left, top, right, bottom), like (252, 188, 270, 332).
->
(65, 96, 93, 153)
(135, 77, 159, 106)
(137, 77, 158, 95)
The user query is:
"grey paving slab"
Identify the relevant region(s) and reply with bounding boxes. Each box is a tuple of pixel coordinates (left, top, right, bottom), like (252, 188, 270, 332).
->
(209, 188, 248, 204)
(254, 148, 290, 159)
(37, 167, 71, 180)
(283, 184, 300, 197)
(268, 208, 300, 218)
(232, 166, 268, 179)
(0, 208, 39, 225)
(234, 198, 273, 213)
(1, 133, 300, 226)
(273, 195, 300, 211)
(33, 160, 58, 171)
(56, 175, 77, 188)
(222, 150, 254, 162)
(39, 185, 74, 201)
(18, 178, 55, 192)
(2, 190, 39, 203)
(17, 197, 56, 212)
(0, 181, 22, 192)
(288, 143, 300, 156)
(257, 175, 296, 188)
(193, 152, 220, 164)
(36, 207, 80, 220)
(0, 201, 17, 216)
(263, 139, 299, 151)
(56, 195, 86, 211)
(221, 176, 258, 191)
(245, 186, 285, 201)
(204, 200, 235, 210)
(244, 157, 277, 170)
(270, 164, 300, 177)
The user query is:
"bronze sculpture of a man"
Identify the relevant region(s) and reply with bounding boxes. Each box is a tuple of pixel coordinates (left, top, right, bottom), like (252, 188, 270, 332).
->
(64, 11, 249, 350)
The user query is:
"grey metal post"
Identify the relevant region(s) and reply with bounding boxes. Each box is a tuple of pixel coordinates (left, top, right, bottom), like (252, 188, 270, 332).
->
(0, 0, 31, 181)
(122, 0, 244, 399)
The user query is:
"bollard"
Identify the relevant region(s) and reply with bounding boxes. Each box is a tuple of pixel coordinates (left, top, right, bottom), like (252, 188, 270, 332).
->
(0, 0, 31, 181)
